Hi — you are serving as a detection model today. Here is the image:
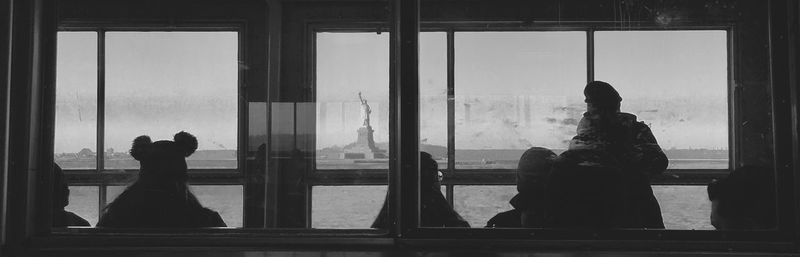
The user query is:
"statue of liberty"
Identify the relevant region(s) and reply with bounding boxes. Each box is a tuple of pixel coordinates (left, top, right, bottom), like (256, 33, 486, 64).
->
(358, 92, 371, 127)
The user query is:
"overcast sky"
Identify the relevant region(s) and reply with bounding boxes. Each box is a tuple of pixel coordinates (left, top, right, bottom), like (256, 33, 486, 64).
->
(55, 30, 728, 153)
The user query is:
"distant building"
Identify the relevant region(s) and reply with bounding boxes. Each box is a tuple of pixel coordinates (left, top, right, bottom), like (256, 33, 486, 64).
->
(76, 148, 95, 159)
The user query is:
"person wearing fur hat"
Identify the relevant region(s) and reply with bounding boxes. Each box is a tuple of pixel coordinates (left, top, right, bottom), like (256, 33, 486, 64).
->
(97, 131, 226, 228)
(486, 147, 556, 228)
(567, 81, 668, 229)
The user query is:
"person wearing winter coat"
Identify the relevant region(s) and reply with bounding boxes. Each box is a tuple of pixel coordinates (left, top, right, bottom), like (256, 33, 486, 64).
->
(567, 81, 668, 229)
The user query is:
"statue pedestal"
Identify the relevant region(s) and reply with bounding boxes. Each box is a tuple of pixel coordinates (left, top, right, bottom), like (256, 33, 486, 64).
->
(341, 125, 386, 159)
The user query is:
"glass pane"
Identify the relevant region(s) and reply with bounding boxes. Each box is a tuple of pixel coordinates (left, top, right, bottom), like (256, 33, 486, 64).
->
(105, 185, 125, 204)
(55, 32, 97, 170)
(653, 186, 713, 230)
(315, 32, 389, 170)
(453, 186, 516, 228)
(454, 32, 587, 169)
(595, 31, 728, 169)
(420, 32, 448, 159)
(192, 185, 244, 228)
(105, 185, 243, 227)
(311, 186, 387, 229)
(104, 32, 238, 170)
(65, 186, 99, 227)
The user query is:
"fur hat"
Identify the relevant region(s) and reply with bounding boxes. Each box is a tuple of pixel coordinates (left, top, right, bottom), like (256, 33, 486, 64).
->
(129, 131, 198, 180)
(584, 81, 622, 106)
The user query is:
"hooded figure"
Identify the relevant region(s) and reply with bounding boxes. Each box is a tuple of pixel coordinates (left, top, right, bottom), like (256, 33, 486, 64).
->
(372, 152, 469, 228)
(567, 81, 668, 229)
(97, 131, 226, 228)
(486, 147, 556, 228)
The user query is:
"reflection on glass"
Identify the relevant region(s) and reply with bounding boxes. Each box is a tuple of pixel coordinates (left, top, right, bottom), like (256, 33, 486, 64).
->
(653, 186, 713, 230)
(104, 32, 238, 170)
(106, 185, 243, 227)
(55, 32, 98, 170)
(595, 31, 728, 169)
(454, 32, 587, 169)
(311, 186, 387, 229)
(66, 186, 99, 226)
(315, 32, 390, 170)
(453, 185, 516, 227)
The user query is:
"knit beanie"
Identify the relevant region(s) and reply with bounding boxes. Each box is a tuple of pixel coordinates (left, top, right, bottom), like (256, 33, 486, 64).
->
(584, 81, 622, 108)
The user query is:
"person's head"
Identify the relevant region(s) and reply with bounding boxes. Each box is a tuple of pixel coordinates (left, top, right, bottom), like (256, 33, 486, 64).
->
(584, 81, 621, 113)
(52, 164, 69, 209)
(707, 165, 776, 229)
(420, 152, 442, 190)
(130, 131, 198, 184)
(516, 147, 557, 195)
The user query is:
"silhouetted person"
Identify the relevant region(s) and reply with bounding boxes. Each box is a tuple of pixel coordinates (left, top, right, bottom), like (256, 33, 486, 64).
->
(97, 131, 226, 228)
(372, 152, 469, 228)
(486, 147, 556, 228)
(52, 164, 91, 227)
(544, 149, 628, 228)
(708, 165, 776, 229)
(568, 81, 668, 228)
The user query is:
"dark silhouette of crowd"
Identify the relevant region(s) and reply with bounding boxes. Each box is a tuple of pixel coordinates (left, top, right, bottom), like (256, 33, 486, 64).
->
(52, 81, 774, 231)
(488, 81, 669, 228)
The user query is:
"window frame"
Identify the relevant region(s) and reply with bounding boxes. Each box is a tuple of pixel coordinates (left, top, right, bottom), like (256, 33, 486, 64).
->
(7, 0, 796, 253)
(309, 24, 735, 228)
(54, 25, 248, 228)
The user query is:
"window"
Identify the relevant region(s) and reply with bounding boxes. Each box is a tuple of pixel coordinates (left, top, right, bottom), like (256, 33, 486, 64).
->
(20, 0, 789, 252)
(55, 31, 242, 227)
(311, 28, 732, 230)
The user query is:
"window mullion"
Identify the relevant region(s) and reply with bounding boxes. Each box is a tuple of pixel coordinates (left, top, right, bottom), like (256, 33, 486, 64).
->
(96, 29, 105, 172)
(587, 29, 595, 83)
(446, 29, 455, 206)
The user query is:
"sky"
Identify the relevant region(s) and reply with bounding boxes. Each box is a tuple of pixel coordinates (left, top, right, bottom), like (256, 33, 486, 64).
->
(54, 30, 728, 154)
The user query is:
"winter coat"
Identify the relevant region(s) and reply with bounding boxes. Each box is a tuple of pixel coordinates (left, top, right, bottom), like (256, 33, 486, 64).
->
(567, 111, 668, 229)
(97, 183, 226, 228)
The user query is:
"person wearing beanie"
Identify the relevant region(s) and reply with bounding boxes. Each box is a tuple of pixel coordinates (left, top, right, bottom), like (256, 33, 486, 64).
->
(97, 131, 226, 228)
(52, 164, 91, 227)
(486, 147, 556, 228)
(567, 81, 668, 229)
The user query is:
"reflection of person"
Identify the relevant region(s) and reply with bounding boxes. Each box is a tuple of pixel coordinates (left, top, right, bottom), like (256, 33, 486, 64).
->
(707, 165, 776, 229)
(358, 91, 371, 127)
(486, 147, 556, 228)
(372, 152, 469, 228)
(52, 164, 91, 227)
(97, 131, 226, 228)
(568, 81, 668, 228)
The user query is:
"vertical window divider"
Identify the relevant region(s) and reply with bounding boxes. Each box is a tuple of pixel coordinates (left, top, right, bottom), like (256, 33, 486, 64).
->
(446, 29, 455, 206)
(96, 30, 107, 221)
(586, 28, 595, 83)
(96, 29, 105, 173)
